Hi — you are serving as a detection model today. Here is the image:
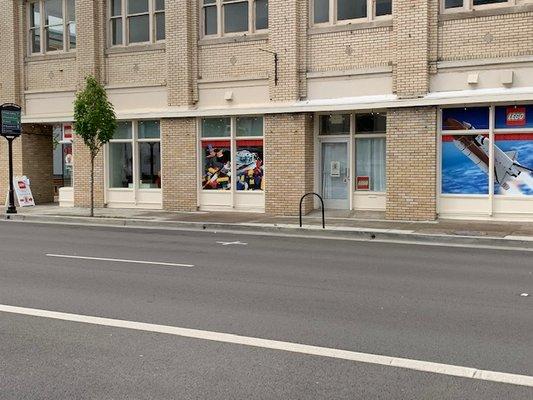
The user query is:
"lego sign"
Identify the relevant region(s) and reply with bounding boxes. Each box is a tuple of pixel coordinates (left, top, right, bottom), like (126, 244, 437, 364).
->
(63, 124, 74, 141)
(506, 107, 526, 126)
(356, 176, 370, 191)
(13, 176, 35, 207)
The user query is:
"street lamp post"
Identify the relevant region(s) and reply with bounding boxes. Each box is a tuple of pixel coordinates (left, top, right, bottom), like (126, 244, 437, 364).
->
(1, 103, 22, 214)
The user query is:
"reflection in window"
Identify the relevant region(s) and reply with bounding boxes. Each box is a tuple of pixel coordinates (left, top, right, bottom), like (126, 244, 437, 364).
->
(30, 0, 75, 53)
(236, 116, 263, 137)
(337, 0, 366, 21)
(224, 1, 249, 33)
(314, 0, 329, 23)
(139, 142, 161, 188)
(109, 142, 133, 188)
(203, 0, 268, 36)
(111, 0, 165, 45)
(202, 118, 231, 137)
(319, 114, 351, 135)
(355, 113, 386, 133)
(202, 141, 232, 190)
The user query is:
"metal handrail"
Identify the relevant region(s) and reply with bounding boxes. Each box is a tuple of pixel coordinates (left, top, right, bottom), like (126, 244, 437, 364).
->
(299, 192, 325, 229)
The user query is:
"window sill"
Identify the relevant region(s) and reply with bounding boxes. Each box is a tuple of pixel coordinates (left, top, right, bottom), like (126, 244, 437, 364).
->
(25, 51, 76, 63)
(439, 3, 533, 22)
(198, 33, 268, 46)
(308, 19, 393, 35)
(105, 42, 166, 55)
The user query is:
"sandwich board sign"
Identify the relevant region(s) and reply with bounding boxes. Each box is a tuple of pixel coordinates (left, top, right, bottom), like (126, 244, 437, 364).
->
(13, 176, 35, 207)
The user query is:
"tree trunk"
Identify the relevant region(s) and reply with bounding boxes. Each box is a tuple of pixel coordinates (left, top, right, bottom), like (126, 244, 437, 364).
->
(90, 155, 95, 217)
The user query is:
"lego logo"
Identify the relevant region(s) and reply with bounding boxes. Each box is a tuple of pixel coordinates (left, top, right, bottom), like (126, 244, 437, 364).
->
(508, 112, 525, 121)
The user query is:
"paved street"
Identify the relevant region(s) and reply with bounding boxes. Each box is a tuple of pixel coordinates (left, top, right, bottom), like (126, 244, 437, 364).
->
(0, 221, 532, 399)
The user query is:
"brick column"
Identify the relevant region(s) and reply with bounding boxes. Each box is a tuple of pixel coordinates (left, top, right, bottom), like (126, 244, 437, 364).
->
(166, 0, 198, 106)
(161, 118, 197, 211)
(386, 107, 437, 221)
(0, 1, 23, 203)
(393, 0, 431, 98)
(73, 0, 106, 207)
(265, 113, 314, 216)
(269, 0, 302, 102)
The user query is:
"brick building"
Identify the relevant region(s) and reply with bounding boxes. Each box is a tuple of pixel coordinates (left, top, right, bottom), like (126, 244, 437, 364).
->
(1, 0, 532, 220)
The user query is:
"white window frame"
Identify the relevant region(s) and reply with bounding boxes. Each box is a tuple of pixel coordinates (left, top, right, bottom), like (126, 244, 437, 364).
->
(27, 0, 76, 55)
(310, 0, 392, 27)
(199, 116, 265, 196)
(107, 120, 162, 193)
(109, 0, 165, 48)
(440, 0, 516, 14)
(200, 0, 269, 39)
(316, 112, 387, 195)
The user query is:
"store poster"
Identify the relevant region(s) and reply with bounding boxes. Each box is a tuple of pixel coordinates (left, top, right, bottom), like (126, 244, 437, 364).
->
(13, 176, 35, 207)
(202, 141, 231, 190)
(442, 106, 533, 195)
(236, 140, 263, 191)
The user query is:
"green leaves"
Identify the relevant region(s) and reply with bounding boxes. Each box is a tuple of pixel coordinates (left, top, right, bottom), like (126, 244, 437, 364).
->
(74, 75, 117, 158)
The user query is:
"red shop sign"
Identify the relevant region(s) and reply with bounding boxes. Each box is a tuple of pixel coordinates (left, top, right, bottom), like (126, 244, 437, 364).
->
(506, 107, 526, 126)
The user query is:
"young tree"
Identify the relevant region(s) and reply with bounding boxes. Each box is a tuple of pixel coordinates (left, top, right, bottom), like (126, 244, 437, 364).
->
(74, 75, 117, 217)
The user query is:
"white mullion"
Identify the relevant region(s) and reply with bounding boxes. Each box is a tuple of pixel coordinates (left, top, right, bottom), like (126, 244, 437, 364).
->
(488, 105, 495, 217)
(133, 121, 139, 202)
(249, 0, 254, 34)
(368, 0, 373, 21)
(149, 0, 154, 43)
(123, 0, 127, 46)
(231, 117, 236, 208)
(63, 0, 67, 51)
(40, 0, 45, 54)
(331, 0, 336, 25)
(218, 0, 223, 37)
(465, 0, 473, 11)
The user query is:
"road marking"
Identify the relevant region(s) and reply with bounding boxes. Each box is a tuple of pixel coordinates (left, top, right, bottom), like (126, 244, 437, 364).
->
(45, 254, 194, 268)
(0, 304, 531, 388)
(216, 241, 248, 246)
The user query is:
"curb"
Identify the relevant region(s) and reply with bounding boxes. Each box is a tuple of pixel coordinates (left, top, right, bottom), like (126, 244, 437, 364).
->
(3, 213, 533, 250)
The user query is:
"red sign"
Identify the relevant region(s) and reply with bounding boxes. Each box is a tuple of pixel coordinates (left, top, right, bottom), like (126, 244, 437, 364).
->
(506, 107, 526, 126)
(63, 124, 73, 140)
(356, 176, 370, 191)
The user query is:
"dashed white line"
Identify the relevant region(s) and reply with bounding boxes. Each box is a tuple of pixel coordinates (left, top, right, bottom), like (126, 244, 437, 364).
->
(45, 254, 194, 268)
(0, 304, 531, 388)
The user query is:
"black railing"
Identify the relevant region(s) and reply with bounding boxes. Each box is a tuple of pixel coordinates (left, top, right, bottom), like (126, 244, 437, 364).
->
(299, 192, 325, 229)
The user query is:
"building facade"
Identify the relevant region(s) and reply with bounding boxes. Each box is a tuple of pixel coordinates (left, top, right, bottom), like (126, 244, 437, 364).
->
(1, 0, 532, 220)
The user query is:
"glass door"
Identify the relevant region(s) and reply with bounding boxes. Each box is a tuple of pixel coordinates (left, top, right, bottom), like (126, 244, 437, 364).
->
(321, 140, 350, 209)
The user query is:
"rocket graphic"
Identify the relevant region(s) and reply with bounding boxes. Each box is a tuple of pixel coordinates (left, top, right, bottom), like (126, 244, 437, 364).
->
(444, 118, 533, 190)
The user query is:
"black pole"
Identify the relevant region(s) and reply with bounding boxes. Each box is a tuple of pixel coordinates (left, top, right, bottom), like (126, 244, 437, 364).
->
(6, 137, 17, 214)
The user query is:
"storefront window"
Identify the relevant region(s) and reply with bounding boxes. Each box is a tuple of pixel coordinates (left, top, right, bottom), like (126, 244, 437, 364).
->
(236, 140, 263, 191)
(53, 124, 73, 195)
(200, 116, 264, 192)
(439, 106, 533, 196)
(109, 142, 133, 188)
(108, 120, 161, 190)
(355, 138, 386, 192)
(202, 141, 231, 190)
(202, 117, 231, 137)
(354, 113, 386, 192)
(319, 114, 351, 135)
(236, 116, 263, 137)
(139, 142, 161, 188)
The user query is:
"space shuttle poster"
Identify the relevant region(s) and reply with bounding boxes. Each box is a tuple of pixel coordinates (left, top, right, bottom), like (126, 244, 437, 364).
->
(441, 105, 533, 196)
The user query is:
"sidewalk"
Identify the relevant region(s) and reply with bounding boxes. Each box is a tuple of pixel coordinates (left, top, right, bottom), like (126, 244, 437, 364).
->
(4, 203, 533, 248)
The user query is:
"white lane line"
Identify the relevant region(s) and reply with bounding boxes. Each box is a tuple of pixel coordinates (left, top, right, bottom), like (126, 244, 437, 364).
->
(216, 241, 248, 246)
(45, 254, 194, 268)
(0, 304, 531, 388)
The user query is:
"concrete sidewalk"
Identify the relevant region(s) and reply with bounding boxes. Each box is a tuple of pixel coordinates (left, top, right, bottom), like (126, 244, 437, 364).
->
(3, 203, 533, 248)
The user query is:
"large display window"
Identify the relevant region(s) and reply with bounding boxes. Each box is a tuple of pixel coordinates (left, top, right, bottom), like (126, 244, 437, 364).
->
(106, 120, 161, 208)
(439, 105, 533, 219)
(200, 116, 265, 211)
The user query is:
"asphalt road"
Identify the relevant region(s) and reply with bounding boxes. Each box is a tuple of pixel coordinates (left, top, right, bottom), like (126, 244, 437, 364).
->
(0, 221, 531, 399)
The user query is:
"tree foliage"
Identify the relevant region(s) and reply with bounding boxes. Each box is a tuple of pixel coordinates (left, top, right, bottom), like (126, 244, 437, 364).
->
(73, 75, 117, 216)
(74, 75, 117, 158)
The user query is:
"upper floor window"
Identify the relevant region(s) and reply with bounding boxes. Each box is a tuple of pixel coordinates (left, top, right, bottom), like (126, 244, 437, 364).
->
(312, 0, 392, 26)
(202, 0, 268, 37)
(443, 0, 509, 11)
(28, 0, 76, 54)
(110, 0, 165, 46)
